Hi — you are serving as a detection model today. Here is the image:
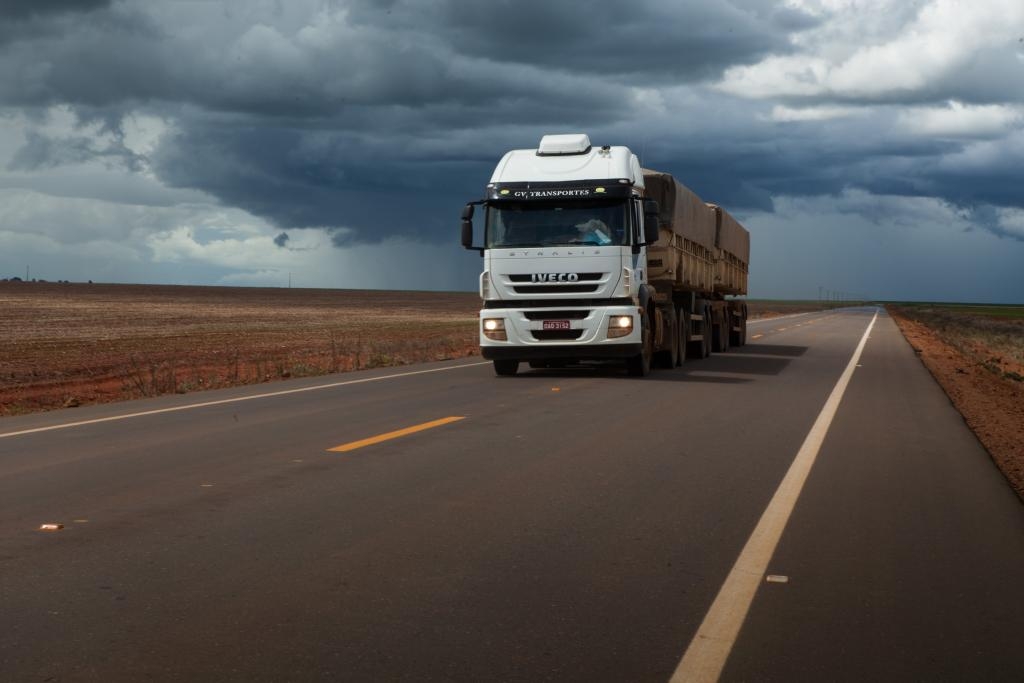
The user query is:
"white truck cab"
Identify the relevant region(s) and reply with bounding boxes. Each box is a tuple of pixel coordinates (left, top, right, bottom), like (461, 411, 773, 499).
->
(461, 134, 661, 376)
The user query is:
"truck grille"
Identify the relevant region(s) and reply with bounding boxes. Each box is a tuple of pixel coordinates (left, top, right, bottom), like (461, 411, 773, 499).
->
(506, 272, 604, 295)
(513, 284, 599, 294)
(523, 310, 589, 320)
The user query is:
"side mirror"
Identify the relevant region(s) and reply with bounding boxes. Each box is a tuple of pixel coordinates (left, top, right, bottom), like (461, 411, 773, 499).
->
(460, 204, 475, 250)
(643, 199, 660, 244)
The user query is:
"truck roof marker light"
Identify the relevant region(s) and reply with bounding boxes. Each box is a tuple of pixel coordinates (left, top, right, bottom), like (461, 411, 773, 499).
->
(500, 189, 510, 195)
(595, 187, 606, 193)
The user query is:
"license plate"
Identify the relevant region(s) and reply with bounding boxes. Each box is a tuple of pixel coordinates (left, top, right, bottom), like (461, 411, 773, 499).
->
(542, 320, 571, 330)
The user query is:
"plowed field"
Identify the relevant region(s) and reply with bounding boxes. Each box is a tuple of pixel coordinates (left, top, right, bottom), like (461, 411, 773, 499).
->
(1, 282, 480, 415)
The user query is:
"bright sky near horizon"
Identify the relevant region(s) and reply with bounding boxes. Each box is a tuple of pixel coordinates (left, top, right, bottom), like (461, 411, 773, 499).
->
(1, 0, 1022, 302)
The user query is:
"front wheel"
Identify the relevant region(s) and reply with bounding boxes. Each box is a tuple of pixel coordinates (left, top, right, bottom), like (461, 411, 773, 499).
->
(654, 306, 678, 369)
(493, 359, 519, 376)
(627, 310, 653, 377)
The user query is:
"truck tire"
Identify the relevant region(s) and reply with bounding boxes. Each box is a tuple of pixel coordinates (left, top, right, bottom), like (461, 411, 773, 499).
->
(654, 306, 678, 369)
(714, 312, 730, 353)
(731, 315, 746, 347)
(493, 359, 519, 376)
(676, 305, 688, 365)
(627, 310, 653, 377)
(702, 309, 712, 358)
(686, 310, 703, 359)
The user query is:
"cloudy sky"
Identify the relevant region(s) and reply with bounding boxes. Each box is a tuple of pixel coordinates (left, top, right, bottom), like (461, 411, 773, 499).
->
(1, 0, 1022, 302)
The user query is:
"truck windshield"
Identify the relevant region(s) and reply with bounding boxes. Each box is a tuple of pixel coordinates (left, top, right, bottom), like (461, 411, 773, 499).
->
(486, 200, 628, 248)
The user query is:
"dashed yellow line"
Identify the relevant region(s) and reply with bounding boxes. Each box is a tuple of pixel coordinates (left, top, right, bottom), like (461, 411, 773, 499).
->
(328, 416, 465, 453)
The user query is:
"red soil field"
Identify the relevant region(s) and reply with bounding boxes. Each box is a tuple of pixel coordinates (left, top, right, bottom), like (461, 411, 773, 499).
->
(1, 282, 480, 414)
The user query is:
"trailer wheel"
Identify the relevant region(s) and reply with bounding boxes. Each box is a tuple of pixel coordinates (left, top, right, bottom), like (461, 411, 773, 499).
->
(493, 359, 519, 376)
(686, 309, 703, 359)
(714, 311, 730, 353)
(702, 309, 712, 358)
(627, 310, 653, 377)
(731, 315, 746, 346)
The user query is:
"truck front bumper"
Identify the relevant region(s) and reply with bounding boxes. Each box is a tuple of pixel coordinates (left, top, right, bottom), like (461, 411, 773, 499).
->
(479, 303, 642, 361)
(482, 343, 641, 361)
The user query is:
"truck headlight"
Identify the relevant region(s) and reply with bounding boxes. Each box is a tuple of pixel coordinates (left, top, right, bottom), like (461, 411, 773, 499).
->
(482, 318, 507, 340)
(607, 315, 633, 338)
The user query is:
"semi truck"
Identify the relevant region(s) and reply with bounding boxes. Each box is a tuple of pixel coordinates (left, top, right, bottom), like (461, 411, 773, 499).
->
(460, 133, 749, 377)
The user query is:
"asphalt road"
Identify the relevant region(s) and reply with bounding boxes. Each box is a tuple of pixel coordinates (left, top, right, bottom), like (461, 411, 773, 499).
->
(2, 308, 1023, 682)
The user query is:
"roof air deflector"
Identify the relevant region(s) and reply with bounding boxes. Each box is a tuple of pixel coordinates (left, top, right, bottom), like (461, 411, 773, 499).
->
(537, 134, 592, 156)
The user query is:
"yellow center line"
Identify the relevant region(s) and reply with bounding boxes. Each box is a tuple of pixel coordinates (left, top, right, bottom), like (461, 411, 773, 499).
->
(751, 333, 764, 339)
(328, 416, 465, 453)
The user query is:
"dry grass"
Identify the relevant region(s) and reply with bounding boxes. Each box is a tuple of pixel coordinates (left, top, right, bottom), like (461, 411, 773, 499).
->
(887, 304, 1024, 499)
(888, 303, 1024, 383)
(1, 282, 480, 415)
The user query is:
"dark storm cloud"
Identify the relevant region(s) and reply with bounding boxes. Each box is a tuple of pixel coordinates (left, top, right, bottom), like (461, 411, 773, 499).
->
(9, 130, 145, 173)
(150, 118, 498, 243)
(2, 0, 1021, 249)
(1, 0, 110, 19)
(346, 0, 810, 82)
(637, 104, 1024, 245)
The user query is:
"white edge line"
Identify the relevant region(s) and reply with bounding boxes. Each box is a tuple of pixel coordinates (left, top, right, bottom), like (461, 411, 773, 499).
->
(0, 361, 491, 439)
(670, 308, 879, 683)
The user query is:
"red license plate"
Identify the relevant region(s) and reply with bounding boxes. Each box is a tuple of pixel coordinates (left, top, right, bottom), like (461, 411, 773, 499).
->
(542, 320, 571, 330)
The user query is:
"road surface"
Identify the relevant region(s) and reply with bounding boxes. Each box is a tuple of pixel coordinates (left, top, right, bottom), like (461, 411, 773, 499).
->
(2, 307, 1023, 682)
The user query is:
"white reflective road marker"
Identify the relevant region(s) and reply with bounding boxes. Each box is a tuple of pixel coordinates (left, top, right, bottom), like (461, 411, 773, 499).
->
(765, 575, 789, 584)
(671, 310, 878, 683)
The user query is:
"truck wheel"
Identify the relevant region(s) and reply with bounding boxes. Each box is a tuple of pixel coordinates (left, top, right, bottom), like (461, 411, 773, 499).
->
(677, 306, 689, 365)
(686, 310, 703, 358)
(712, 311, 729, 353)
(654, 306, 677, 369)
(702, 310, 712, 358)
(493, 359, 519, 376)
(627, 310, 653, 377)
